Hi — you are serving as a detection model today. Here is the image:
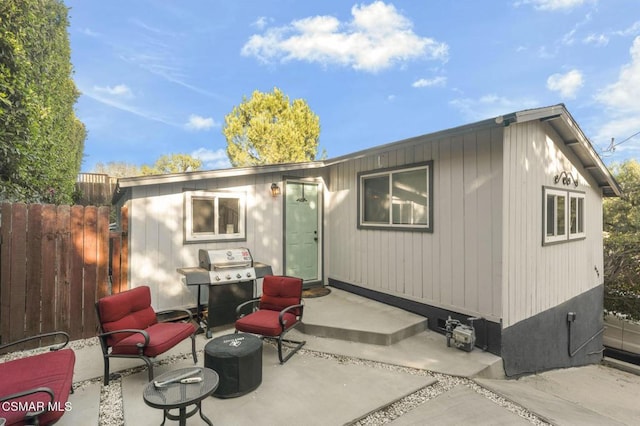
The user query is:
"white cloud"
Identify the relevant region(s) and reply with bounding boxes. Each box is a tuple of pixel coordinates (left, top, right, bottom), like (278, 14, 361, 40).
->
(79, 27, 99, 37)
(546, 69, 584, 99)
(412, 76, 447, 88)
(81, 87, 176, 126)
(93, 84, 133, 97)
(253, 17, 270, 30)
(583, 33, 609, 46)
(449, 94, 539, 121)
(593, 36, 640, 144)
(515, 0, 589, 11)
(614, 20, 640, 37)
(191, 148, 231, 170)
(242, 1, 448, 72)
(596, 37, 640, 112)
(185, 114, 217, 131)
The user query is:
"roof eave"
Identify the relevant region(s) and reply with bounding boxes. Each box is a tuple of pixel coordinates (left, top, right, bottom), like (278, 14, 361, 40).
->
(512, 105, 621, 197)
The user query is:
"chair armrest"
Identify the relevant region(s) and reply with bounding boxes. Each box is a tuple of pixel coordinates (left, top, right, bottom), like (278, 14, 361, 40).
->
(0, 386, 55, 419)
(278, 303, 304, 327)
(0, 331, 70, 352)
(156, 308, 194, 323)
(236, 298, 261, 318)
(97, 329, 150, 348)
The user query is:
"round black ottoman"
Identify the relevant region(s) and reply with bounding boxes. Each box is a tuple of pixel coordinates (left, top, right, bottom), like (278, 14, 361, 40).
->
(204, 333, 262, 398)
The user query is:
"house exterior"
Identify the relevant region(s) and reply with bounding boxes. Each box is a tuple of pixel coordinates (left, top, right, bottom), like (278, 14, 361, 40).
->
(112, 104, 620, 376)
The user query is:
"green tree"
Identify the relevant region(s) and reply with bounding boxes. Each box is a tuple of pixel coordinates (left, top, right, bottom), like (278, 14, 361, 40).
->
(603, 159, 640, 320)
(93, 161, 142, 178)
(0, 0, 85, 204)
(223, 87, 321, 167)
(140, 153, 202, 175)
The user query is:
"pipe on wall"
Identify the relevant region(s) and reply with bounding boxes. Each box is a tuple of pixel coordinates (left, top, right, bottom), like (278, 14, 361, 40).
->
(567, 311, 605, 357)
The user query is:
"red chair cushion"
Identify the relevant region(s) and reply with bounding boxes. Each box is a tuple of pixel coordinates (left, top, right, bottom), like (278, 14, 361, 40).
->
(259, 275, 303, 315)
(97, 286, 158, 346)
(111, 321, 196, 357)
(235, 310, 298, 337)
(0, 349, 75, 426)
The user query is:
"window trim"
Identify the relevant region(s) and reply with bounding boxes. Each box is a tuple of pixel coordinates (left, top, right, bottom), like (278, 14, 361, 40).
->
(568, 191, 586, 240)
(357, 161, 433, 232)
(183, 190, 246, 243)
(542, 186, 585, 246)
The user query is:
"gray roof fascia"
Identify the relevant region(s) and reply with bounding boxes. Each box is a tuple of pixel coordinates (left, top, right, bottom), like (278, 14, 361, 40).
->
(510, 104, 621, 197)
(111, 161, 326, 204)
(324, 117, 500, 167)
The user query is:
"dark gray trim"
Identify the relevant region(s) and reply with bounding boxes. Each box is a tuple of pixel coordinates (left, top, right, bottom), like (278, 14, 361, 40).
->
(501, 284, 604, 377)
(356, 161, 434, 233)
(328, 278, 501, 355)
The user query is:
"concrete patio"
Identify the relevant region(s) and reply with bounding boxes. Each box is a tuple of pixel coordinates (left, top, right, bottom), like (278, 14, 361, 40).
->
(49, 288, 640, 425)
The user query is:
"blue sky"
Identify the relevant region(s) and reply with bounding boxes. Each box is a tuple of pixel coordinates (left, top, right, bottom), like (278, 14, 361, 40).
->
(66, 0, 640, 173)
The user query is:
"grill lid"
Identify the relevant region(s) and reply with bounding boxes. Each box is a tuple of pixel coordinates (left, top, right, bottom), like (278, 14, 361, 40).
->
(198, 248, 253, 270)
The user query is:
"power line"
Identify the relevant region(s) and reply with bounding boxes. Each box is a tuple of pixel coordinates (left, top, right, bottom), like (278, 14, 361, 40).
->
(604, 129, 640, 153)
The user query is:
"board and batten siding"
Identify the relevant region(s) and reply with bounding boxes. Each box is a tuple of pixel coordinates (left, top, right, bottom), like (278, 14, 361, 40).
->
(125, 171, 307, 311)
(501, 121, 604, 328)
(326, 126, 504, 322)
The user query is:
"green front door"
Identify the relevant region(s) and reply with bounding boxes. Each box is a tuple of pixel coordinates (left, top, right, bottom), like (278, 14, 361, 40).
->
(284, 181, 320, 282)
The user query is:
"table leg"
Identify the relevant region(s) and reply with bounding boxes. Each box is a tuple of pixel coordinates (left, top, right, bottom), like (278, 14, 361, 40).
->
(198, 402, 213, 426)
(179, 407, 186, 426)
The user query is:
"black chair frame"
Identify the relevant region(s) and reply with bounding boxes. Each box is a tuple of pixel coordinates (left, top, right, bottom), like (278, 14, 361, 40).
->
(235, 298, 306, 364)
(95, 306, 198, 385)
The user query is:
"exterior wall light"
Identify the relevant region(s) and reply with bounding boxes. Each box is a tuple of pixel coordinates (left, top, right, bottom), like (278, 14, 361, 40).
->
(270, 183, 281, 197)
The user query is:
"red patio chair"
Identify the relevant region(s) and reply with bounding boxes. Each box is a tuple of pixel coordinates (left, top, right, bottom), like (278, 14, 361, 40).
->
(95, 286, 198, 385)
(0, 331, 75, 426)
(235, 275, 306, 363)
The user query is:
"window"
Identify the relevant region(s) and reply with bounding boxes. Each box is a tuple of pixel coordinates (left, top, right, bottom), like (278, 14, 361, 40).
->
(184, 190, 246, 242)
(543, 187, 585, 245)
(569, 192, 585, 238)
(358, 162, 432, 231)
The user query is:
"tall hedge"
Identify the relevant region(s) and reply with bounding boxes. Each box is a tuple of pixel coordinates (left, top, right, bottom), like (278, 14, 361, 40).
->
(0, 0, 85, 204)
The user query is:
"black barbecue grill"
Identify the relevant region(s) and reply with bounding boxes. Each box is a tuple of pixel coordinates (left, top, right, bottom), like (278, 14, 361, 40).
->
(177, 248, 272, 338)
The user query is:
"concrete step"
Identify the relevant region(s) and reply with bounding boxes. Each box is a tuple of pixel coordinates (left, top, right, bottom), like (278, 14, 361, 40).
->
(298, 287, 428, 345)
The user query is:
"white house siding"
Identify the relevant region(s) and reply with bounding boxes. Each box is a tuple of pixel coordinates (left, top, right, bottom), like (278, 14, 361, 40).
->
(501, 120, 604, 328)
(126, 170, 323, 311)
(326, 125, 504, 322)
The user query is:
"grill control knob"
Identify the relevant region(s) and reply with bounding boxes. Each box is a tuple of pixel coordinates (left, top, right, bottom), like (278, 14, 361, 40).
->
(246, 272, 252, 278)
(236, 273, 242, 279)
(226, 274, 232, 280)
(215, 275, 221, 281)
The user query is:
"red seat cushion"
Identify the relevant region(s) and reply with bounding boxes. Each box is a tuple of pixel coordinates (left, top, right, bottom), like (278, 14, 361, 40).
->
(235, 310, 298, 337)
(97, 286, 158, 346)
(111, 321, 196, 357)
(0, 349, 75, 426)
(259, 276, 303, 315)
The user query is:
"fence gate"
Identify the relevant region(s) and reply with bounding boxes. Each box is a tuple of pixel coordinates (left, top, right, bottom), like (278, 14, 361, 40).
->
(0, 202, 119, 347)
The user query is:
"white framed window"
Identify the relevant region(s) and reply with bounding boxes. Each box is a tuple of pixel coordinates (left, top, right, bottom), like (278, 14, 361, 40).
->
(543, 187, 585, 245)
(358, 161, 433, 232)
(569, 192, 585, 239)
(184, 190, 246, 242)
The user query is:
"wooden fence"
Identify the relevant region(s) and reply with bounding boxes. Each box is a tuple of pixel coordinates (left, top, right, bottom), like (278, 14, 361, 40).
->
(75, 173, 118, 206)
(0, 202, 128, 348)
